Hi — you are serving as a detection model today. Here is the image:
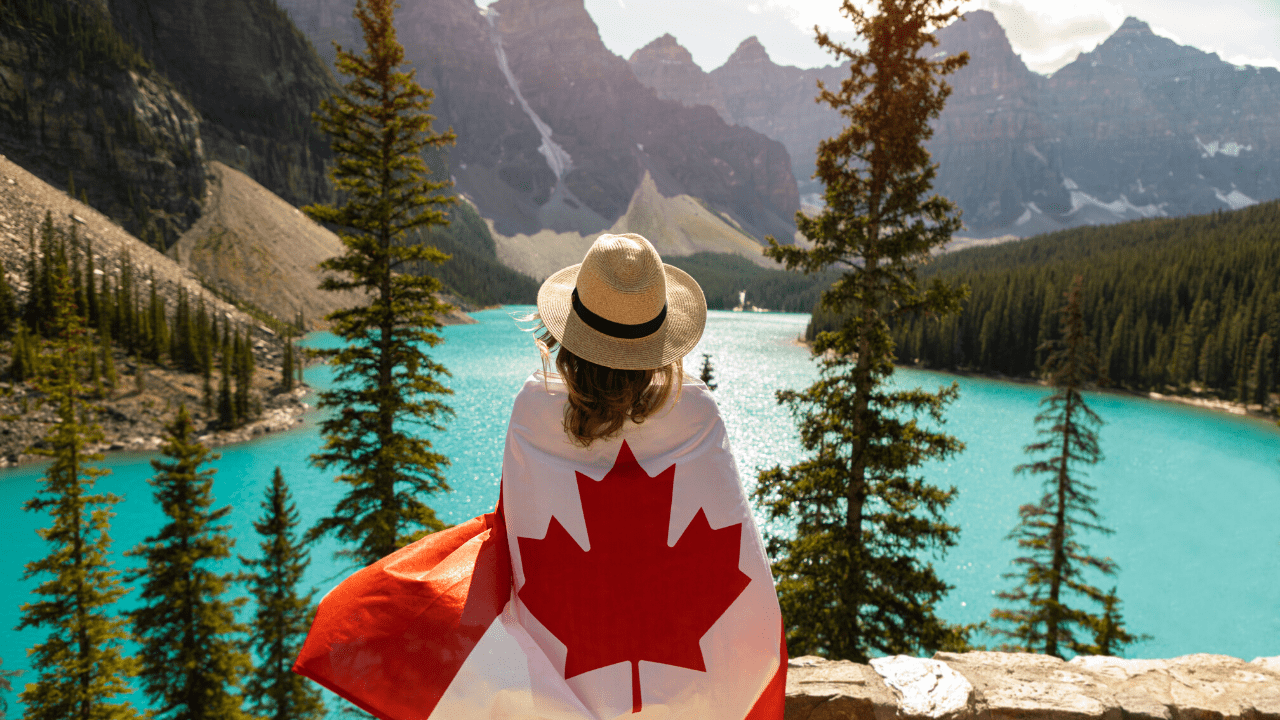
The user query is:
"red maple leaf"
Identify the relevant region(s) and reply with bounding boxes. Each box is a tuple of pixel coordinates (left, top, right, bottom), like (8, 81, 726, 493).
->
(516, 441, 751, 714)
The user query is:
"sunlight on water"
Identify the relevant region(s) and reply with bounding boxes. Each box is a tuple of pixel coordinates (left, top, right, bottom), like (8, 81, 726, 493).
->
(2, 307, 1278, 711)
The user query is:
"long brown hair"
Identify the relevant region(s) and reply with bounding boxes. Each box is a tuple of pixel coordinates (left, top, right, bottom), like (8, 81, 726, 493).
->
(553, 344, 681, 446)
(522, 312, 682, 446)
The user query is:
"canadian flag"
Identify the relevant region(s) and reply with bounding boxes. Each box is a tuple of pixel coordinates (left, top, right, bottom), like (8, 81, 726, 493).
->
(294, 373, 786, 719)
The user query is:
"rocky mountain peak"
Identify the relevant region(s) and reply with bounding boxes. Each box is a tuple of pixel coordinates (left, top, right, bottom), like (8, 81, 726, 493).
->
(938, 10, 1016, 63)
(629, 33, 696, 66)
(491, 0, 612, 71)
(723, 36, 772, 68)
(629, 33, 730, 120)
(1116, 16, 1154, 35)
(483, 0, 799, 237)
(1082, 14, 1219, 77)
(934, 9, 1035, 97)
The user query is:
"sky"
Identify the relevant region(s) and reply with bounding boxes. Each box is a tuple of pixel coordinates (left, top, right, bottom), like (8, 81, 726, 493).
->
(567, 0, 1280, 75)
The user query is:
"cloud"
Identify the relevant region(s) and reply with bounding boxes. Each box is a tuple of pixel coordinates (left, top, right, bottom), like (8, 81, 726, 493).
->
(987, 0, 1118, 52)
(742, 0, 857, 35)
(981, 0, 1124, 73)
(1223, 52, 1280, 68)
(974, 0, 1280, 73)
(586, 0, 1279, 73)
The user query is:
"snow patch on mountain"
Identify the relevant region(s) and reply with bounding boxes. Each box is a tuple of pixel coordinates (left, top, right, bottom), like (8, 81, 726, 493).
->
(1015, 202, 1044, 226)
(1196, 137, 1254, 158)
(1213, 187, 1258, 210)
(1061, 178, 1166, 220)
(483, 8, 573, 180)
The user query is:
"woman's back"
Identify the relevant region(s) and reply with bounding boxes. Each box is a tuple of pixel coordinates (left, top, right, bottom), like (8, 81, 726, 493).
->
(477, 371, 784, 718)
(294, 233, 785, 720)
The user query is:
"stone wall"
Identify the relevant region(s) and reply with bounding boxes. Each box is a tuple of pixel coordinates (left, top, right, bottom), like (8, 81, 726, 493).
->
(786, 652, 1280, 720)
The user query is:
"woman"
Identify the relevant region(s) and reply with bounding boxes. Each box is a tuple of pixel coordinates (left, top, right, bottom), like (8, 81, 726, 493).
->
(295, 234, 785, 720)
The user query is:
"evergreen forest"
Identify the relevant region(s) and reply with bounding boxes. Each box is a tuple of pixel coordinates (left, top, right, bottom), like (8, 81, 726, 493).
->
(1, 212, 268, 430)
(667, 252, 844, 312)
(407, 200, 540, 307)
(807, 201, 1280, 411)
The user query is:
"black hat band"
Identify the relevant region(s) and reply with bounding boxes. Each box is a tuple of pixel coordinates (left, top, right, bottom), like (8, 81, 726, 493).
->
(572, 288, 667, 339)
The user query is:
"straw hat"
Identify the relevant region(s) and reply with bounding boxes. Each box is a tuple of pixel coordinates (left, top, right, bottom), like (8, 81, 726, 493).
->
(537, 233, 706, 370)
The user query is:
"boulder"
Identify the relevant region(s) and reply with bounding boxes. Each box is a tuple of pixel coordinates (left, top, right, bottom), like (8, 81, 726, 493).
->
(781, 654, 1280, 720)
(785, 655, 898, 720)
(935, 651, 1112, 720)
(871, 655, 974, 720)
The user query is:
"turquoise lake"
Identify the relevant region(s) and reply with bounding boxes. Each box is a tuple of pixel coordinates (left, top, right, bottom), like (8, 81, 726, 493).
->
(2, 306, 1279, 709)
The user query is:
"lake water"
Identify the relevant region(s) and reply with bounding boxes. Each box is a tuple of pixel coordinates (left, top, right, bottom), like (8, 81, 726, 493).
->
(2, 307, 1278, 710)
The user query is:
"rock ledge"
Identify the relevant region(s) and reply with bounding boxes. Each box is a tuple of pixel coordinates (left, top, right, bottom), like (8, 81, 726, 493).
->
(786, 653, 1280, 720)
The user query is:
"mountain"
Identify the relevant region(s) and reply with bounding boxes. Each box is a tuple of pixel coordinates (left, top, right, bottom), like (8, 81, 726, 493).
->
(277, 0, 800, 259)
(707, 38, 847, 204)
(0, 154, 247, 333)
(169, 162, 362, 330)
(0, 152, 319, 461)
(0, 0, 338, 248)
(630, 11, 1280, 237)
(493, 170, 779, 280)
(632, 35, 846, 205)
(108, 0, 340, 210)
(1030, 17, 1278, 225)
(927, 10, 1063, 233)
(0, 1, 207, 246)
(627, 34, 731, 124)
(169, 162, 477, 326)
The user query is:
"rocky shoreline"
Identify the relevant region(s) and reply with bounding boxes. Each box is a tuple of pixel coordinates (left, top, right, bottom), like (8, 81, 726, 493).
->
(0, 387, 311, 469)
(932, 367, 1278, 425)
(796, 337, 1278, 425)
(0, 340, 312, 468)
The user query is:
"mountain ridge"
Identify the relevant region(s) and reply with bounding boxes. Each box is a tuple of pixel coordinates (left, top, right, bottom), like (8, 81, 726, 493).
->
(277, 0, 801, 249)
(630, 10, 1280, 237)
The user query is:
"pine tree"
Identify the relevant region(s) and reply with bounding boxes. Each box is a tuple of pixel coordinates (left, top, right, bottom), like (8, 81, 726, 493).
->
(1249, 333, 1273, 409)
(990, 275, 1144, 658)
(133, 349, 144, 393)
(85, 238, 98, 329)
(24, 213, 63, 337)
(1088, 588, 1146, 656)
(303, 0, 457, 566)
(69, 224, 85, 323)
(23, 227, 42, 334)
(197, 299, 214, 411)
(8, 323, 34, 382)
(234, 329, 256, 420)
(698, 353, 718, 390)
(0, 656, 22, 719)
(0, 257, 17, 337)
(147, 269, 167, 365)
(117, 251, 134, 352)
(174, 288, 197, 372)
(87, 334, 100, 386)
(240, 468, 324, 720)
(751, 0, 971, 661)
(16, 244, 140, 720)
(231, 330, 243, 421)
(218, 341, 236, 429)
(126, 406, 251, 720)
(282, 335, 295, 392)
(97, 274, 114, 337)
(101, 331, 117, 392)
